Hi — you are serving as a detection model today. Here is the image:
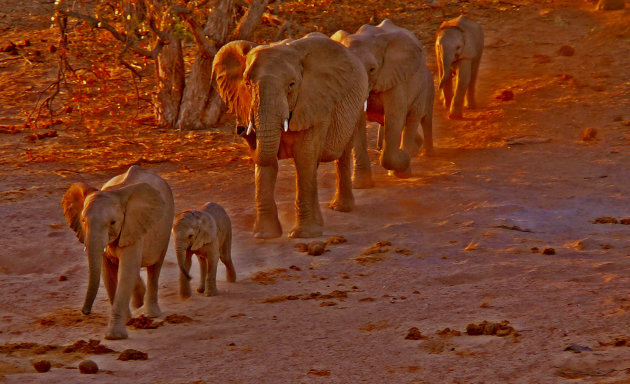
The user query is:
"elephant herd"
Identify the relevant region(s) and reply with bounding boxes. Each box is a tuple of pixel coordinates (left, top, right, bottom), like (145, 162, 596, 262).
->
(61, 16, 484, 339)
(211, 15, 484, 239)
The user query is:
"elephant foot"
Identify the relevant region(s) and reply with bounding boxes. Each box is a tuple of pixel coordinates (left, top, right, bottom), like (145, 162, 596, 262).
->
(180, 284, 192, 299)
(448, 111, 463, 120)
(392, 167, 412, 179)
(143, 303, 162, 318)
(352, 171, 374, 189)
(423, 146, 435, 157)
(329, 197, 355, 212)
(254, 214, 282, 239)
(289, 223, 323, 239)
(203, 287, 218, 297)
(104, 326, 128, 340)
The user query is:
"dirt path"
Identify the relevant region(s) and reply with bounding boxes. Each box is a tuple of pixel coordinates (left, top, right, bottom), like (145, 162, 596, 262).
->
(1, 1, 630, 383)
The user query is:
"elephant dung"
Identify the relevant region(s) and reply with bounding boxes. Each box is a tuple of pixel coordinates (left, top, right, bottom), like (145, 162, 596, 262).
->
(405, 327, 427, 340)
(33, 360, 51, 373)
(307, 241, 326, 256)
(580, 128, 597, 142)
(117, 349, 148, 361)
(596, 0, 624, 10)
(78, 360, 98, 374)
(556, 45, 575, 57)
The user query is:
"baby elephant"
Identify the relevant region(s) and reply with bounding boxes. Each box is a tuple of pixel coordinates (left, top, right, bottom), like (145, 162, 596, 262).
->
(435, 15, 484, 119)
(172, 202, 236, 298)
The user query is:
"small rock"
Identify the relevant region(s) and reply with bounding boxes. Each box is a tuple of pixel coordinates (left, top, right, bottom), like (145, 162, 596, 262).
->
(58, 275, 67, 281)
(78, 360, 98, 374)
(496, 89, 514, 101)
(557, 45, 575, 56)
(531, 247, 539, 253)
(580, 128, 597, 142)
(542, 247, 556, 255)
(612, 116, 624, 122)
(564, 344, 592, 353)
(33, 360, 51, 373)
(307, 241, 326, 256)
(117, 349, 148, 361)
(620, 218, 630, 225)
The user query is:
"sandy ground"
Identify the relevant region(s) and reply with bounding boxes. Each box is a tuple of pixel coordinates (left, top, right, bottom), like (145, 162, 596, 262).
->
(1, 1, 630, 383)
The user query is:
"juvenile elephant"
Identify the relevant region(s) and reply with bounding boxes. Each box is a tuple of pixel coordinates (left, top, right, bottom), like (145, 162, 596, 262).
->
(62, 165, 174, 340)
(435, 15, 484, 119)
(212, 34, 371, 239)
(172, 202, 236, 298)
(332, 19, 435, 178)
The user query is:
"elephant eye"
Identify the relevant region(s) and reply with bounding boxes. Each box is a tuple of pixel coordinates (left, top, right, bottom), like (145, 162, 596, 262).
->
(110, 220, 116, 225)
(288, 81, 295, 90)
(369, 67, 375, 73)
(188, 234, 193, 239)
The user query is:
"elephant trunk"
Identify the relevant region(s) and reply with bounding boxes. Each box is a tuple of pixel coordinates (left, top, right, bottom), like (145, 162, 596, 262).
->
(253, 86, 284, 167)
(439, 50, 454, 89)
(82, 233, 105, 315)
(175, 242, 191, 281)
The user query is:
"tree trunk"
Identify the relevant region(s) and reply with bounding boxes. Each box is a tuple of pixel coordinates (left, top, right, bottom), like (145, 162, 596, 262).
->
(154, 33, 185, 128)
(174, 0, 235, 130)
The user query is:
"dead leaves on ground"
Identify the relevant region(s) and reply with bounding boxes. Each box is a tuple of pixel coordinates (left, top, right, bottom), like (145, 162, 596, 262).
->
(259, 290, 349, 305)
(126, 314, 193, 330)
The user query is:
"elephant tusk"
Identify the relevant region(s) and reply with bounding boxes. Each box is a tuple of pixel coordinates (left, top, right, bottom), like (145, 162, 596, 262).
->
(83, 246, 86, 252)
(103, 247, 107, 253)
(284, 119, 289, 132)
(247, 121, 253, 135)
(364, 100, 368, 111)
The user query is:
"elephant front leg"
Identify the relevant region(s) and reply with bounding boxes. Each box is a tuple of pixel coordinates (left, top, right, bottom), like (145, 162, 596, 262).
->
(450, 62, 471, 119)
(290, 149, 323, 238)
(380, 87, 411, 177)
(253, 164, 283, 239)
(351, 115, 374, 189)
(105, 246, 142, 340)
(330, 140, 355, 212)
(197, 255, 208, 293)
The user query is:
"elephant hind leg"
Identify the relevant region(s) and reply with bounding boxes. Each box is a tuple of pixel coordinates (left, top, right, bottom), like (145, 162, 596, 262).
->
(330, 139, 355, 212)
(465, 58, 481, 109)
(220, 230, 236, 283)
(144, 258, 164, 318)
(132, 275, 145, 309)
(102, 256, 118, 306)
(420, 112, 434, 155)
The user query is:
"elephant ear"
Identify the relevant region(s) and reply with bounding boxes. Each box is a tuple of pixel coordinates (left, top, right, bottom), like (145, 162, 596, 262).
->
(212, 40, 257, 123)
(290, 36, 358, 131)
(191, 211, 217, 251)
(62, 182, 97, 243)
(373, 30, 425, 93)
(116, 183, 165, 248)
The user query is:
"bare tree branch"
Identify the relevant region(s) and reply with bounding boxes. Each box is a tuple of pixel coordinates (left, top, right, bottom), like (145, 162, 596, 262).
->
(56, 9, 167, 59)
(231, 0, 269, 41)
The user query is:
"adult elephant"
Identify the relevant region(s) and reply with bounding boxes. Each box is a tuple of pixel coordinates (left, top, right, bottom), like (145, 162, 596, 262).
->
(332, 19, 434, 179)
(212, 34, 371, 239)
(62, 165, 174, 339)
(435, 15, 484, 119)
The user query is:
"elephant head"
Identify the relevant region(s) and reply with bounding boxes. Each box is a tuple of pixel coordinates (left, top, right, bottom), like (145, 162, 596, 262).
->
(212, 35, 363, 167)
(331, 19, 425, 173)
(62, 182, 165, 315)
(172, 210, 217, 281)
(436, 17, 481, 90)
